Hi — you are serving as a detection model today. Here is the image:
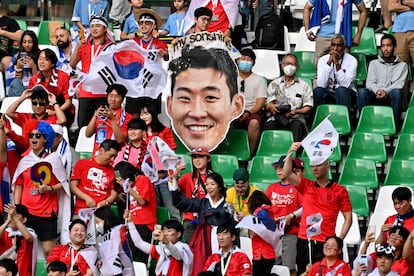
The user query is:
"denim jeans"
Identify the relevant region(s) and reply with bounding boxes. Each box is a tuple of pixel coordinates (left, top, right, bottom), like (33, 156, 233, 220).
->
(357, 88, 402, 128)
(313, 86, 355, 110)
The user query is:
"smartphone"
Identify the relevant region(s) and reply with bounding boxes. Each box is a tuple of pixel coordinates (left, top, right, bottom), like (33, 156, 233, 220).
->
(72, 264, 79, 272)
(115, 170, 121, 178)
(360, 254, 368, 266)
(99, 104, 109, 109)
(79, 29, 85, 41)
(20, 51, 27, 59)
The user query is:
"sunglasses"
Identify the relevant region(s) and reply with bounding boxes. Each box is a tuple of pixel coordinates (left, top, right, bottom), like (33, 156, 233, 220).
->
(32, 101, 47, 106)
(139, 20, 154, 25)
(29, 133, 43, 139)
(376, 244, 395, 255)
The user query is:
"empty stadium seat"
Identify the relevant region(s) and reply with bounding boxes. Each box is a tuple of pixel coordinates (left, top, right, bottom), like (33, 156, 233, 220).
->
(384, 160, 414, 188)
(338, 158, 378, 190)
(156, 206, 171, 225)
(311, 104, 351, 136)
(37, 20, 70, 45)
(342, 185, 370, 217)
(256, 130, 294, 158)
(271, 265, 290, 276)
(294, 26, 316, 52)
(75, 126, 95, 158)
(353, 53, 368, 83)
(392, 133, 414, 161)
(133, 262, 148, 276)
(350, 27, 377, 56)
(356, 105, 396, 136)
(249, 156, 277, 189)
(336, 212, 361, 245)
(400, 107, 414, 134)
(347, 133, 387, 164)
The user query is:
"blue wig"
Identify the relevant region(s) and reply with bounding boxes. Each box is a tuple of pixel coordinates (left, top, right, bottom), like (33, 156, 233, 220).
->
(37, 121, 56, 149)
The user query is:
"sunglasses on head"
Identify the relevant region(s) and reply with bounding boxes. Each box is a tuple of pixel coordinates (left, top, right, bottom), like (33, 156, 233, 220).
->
(192, 147, 204, 153)
(32, 101, 47, 106)
(29, 133, 43, 139)
(376, 244, 395, 255)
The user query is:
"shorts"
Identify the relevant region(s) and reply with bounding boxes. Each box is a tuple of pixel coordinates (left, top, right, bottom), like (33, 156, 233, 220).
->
(281, 234, 298, 270)
(27, 214, 58, 241)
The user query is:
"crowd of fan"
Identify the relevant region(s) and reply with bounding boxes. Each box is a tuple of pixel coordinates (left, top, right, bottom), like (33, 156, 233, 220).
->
(0, 0, 413, 275)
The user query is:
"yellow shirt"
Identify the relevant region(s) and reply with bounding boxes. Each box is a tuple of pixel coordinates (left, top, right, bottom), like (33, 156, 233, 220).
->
(226, 185, 260, 215)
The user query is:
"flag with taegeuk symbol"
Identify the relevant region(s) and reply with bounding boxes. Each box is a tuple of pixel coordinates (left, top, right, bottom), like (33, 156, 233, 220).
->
(301, 117, 338, 166)
(82, 40, 167, 99)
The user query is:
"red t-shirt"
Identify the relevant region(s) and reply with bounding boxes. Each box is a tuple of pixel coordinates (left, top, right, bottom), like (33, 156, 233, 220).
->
(77, 40, 113, 98)
(206, 0, 230, 33)
(150, 245, 184, 276)
(71, 158, 115, 214)
(15, 165, 59, 217)
(204, 249, 252, 276)
(144, 127, 177, 150)
(14, 113, 58, 127)
(129, 175, 157, 229)
(47, 244, 96, 275)
(93, 109, 132, 154)
(0, 229, 35, 276)
(296, 177, 352, 242)
(178, 172, 208, 221)
(265, 182, 302, 235)
(29, 69, 70, 100)
(133, 37, 168, 52)
(383, 214, 414, 240)
(251, 235, 276, 260)
(308, 258, 352, 276)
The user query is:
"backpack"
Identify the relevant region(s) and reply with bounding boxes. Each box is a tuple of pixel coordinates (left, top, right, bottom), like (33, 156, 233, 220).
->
(252, 12, 285, 50)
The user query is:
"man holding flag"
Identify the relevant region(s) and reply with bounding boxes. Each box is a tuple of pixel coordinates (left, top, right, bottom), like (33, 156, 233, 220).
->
(282, 118, 352, 275)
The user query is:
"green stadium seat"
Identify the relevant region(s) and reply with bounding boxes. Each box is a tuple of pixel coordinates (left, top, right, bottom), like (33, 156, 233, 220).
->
(342, 185, 370, 217)
(177, 153, 193, 175)
(211, 154, 238, 187)
(401, 107, 414, 134)
(293, 51, 316, 79)
(312, 104, 351, 136)
(347, 133, 387, 164)
(213, 129, 251, 162)
(16, 19, 27, 30)
(352, 53, 368, 83)
(249, 156, 277, 188)
(392, 134, 414, 161)
(36, 259, 48, 276)
(156, 206, 171, 225)
(338, 158, 378, 190)
(302, 78, 313, 89)
(79, 152, 92, 159)
(256, 130, 294, 158)
(384, 160, 414, 188)
(350, 27, 377, 56)
(356, 106, 396, 136)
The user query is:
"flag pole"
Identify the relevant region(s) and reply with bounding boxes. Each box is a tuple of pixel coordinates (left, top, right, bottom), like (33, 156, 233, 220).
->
(308, 238, 312, 264)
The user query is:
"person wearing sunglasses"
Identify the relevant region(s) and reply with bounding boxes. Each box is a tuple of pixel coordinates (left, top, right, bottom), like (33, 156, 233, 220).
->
(6, 86, 67, 127)
(12, 120, 70, 258)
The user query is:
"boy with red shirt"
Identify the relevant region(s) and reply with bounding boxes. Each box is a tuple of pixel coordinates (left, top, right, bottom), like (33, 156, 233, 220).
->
(126, 216, 194, 276)
(0, 204, 37, 276)
(265, 155, 302, 276)
(70, 139, 120, 215)
(283, 142, 352, 275)
(204, 222, 252, 276)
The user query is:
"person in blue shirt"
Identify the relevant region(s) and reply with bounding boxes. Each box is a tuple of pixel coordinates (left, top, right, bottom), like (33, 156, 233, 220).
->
(120, 0, 144, 40)
(158, 0, 188, 37)
(71, 0, 109, 33)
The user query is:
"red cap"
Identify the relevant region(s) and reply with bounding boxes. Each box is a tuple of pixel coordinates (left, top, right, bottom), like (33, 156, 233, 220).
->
(293, 158, 304, 169)
(189, 147, 210, 156)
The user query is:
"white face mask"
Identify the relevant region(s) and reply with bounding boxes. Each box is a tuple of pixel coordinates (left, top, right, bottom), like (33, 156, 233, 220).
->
(283, 64, 297, 76)
(95, 223, 104, 234)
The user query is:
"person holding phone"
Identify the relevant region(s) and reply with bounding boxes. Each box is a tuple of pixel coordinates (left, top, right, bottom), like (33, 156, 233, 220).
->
(355, 245, 398, 276)
(6, 30, 40, 96)
(86, 83, 132, 156)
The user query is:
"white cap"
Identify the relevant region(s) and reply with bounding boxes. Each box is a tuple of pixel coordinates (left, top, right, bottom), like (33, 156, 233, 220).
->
(51, 124, 63, 135)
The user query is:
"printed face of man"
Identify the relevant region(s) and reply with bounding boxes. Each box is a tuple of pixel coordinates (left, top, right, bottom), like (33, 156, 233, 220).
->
(167, 67, 244, 151)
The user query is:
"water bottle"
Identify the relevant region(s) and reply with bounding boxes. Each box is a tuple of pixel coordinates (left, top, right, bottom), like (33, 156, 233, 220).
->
(22, 61, 31, 87)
